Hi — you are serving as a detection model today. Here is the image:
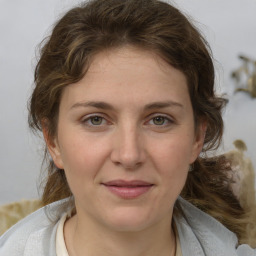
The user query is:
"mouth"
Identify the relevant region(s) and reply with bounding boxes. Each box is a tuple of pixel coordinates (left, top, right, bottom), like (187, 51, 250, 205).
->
(101, 180, 154, 199)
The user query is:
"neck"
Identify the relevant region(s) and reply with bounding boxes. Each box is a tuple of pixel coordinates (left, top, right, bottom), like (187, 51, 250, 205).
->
(64, 212, 176, 256)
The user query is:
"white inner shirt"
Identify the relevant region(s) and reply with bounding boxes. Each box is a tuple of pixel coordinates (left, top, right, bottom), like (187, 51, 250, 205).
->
(56, 213, 69, 256)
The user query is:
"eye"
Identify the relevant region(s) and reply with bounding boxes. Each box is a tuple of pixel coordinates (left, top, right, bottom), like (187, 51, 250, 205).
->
(147, 115, 173, 126)
(152, 116, 166, 125)
(89, 116, 104, 125)
(81, 115, 108, 126)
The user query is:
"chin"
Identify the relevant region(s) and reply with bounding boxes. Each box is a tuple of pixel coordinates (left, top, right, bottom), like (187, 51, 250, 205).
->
(102, 207, 159, 232)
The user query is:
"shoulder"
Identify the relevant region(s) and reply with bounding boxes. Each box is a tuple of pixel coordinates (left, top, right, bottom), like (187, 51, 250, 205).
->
(0, 199, 68, 256)
(175, 197, 256, 256)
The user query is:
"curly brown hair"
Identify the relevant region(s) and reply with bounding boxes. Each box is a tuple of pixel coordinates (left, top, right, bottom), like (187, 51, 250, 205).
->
(28, 0, 249, 243)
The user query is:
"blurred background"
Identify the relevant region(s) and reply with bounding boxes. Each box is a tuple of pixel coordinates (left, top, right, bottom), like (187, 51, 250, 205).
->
(0, 0, 255, 205)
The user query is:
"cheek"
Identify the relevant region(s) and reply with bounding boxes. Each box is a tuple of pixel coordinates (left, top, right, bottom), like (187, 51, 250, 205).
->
(58, 132, 111, 189)
(151, 133, 194, 169)
(148, 134, 193, 192)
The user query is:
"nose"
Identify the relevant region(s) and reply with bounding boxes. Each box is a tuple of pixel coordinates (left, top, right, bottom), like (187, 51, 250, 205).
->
(110, 125, 146, 170)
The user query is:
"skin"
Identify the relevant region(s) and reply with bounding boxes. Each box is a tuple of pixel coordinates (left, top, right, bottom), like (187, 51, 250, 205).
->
(45, 46, 206, 256)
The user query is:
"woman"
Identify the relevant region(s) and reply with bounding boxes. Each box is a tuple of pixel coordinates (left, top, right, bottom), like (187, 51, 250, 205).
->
(0, 0, 255, 255)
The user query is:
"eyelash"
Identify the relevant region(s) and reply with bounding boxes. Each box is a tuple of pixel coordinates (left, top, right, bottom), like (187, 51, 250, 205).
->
(81, 114, 108, 127)
(81, 114, 174, 128)
(147, 115, 174, 126)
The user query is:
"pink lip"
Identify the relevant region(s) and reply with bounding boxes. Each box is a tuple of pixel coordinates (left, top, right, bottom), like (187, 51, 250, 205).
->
(102, 180, 153, 199)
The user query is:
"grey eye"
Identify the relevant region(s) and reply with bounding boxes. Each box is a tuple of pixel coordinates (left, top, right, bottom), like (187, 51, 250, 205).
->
(90, 116, 103, 125)
(153, 116, 166, 125)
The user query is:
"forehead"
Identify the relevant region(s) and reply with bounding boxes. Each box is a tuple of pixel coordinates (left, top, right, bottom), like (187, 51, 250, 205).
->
(60, 46, 190, 110)
(88, 46, 185, 83)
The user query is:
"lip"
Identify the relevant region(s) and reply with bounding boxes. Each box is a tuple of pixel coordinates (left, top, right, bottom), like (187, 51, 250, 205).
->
(102, 180, 154, 199)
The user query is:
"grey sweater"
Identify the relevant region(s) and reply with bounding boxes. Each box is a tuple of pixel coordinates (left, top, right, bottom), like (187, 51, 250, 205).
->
(0, 197, 255, 256)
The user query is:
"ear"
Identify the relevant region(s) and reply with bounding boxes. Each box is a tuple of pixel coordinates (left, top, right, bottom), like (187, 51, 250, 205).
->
(42, 121, 64, 169)
(190, 121, 207, 163)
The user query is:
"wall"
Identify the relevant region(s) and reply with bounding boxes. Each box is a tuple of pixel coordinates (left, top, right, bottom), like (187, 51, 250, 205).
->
(0, 0, 255, 204)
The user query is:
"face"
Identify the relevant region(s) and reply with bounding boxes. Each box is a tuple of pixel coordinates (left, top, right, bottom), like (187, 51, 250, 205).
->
(46, 46, 205, 232)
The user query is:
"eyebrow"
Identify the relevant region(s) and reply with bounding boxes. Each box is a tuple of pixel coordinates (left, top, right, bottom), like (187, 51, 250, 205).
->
(143, 101, 183, 110)
(70, 101, 114, 110)
(70, 100, 183, 111)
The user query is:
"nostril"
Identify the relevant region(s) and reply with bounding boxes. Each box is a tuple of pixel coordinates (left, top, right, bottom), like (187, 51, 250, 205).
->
(110, 130, 146, 169)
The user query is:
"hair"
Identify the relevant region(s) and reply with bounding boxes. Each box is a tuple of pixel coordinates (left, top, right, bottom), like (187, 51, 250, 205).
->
(28, 0, 250, 244)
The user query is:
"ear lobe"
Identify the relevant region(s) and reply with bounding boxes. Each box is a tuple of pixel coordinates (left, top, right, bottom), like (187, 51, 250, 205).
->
(42, 123, 64, 169)
(190, 121, 207, 163)
(197, 121, 207, 149)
